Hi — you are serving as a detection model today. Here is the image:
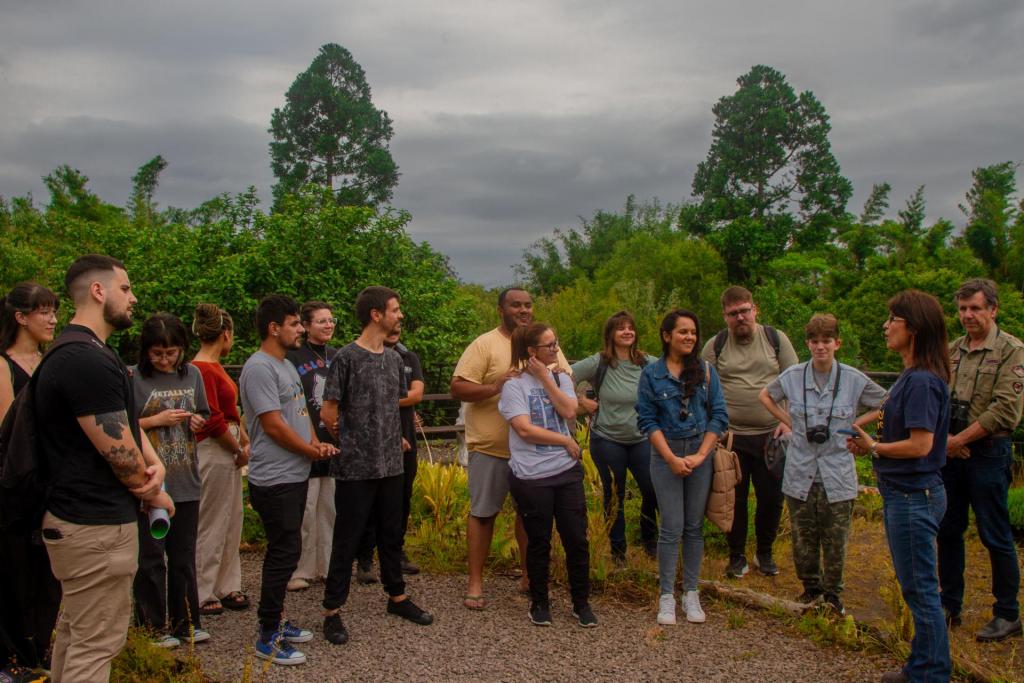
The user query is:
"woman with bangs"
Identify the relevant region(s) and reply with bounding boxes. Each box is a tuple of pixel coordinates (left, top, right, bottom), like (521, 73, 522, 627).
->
(637, 309, 728, 626)
(130, 312, 211, 648)
(0, 282, 61, 675)
(572, 310, 659, 562)
(500, 322, 597, 628)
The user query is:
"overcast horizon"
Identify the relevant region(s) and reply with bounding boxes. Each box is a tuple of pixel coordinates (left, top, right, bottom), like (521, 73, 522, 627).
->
(2, 1, 1022, 285)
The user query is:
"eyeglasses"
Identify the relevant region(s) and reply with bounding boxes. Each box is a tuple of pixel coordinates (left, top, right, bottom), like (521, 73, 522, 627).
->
(148, 348, 181, 361)
(725, 306, 754, 319)
(886, 314, 907, 325)
(531, 340, 560, 352)
(313, 317, 338, 326)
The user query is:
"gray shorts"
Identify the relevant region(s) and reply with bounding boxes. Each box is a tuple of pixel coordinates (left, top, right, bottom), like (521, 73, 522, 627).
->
(467, 451, 512, 518)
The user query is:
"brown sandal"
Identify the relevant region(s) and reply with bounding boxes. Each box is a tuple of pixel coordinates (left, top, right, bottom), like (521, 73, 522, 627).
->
(200, 600, 223, 616)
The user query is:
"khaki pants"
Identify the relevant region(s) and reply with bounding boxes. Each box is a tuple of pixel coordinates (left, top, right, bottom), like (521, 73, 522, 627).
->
(196, 426, 244, 604)
(42, 512, 138, 683)
(292, 476, 336, 580)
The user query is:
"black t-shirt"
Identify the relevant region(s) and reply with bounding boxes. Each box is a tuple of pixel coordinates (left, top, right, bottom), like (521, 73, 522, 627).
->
(323, 342, 406, 481)
(36, 325, 140, 525)
(394, 344, 424, 455)
(286, 341, 337, 477)
(1, 352, 31, 397)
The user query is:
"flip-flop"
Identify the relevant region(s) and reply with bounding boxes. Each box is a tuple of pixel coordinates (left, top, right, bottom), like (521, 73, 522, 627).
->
(200, 600, 223, 616)
(221, 592, 250, 610)
(463, 594, 487, 611)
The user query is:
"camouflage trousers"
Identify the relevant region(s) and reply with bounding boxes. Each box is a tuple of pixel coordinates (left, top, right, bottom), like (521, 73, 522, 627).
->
(785, 483, 854, 595)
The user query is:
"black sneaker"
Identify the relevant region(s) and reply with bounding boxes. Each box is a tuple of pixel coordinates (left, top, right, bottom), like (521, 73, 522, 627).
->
(755, 552, 779, 576)
(797, 589, 823, 605)
(529, 601, 552, 626)
(400, 552, 420, 575)
(573, 603, 598, 628)
(823, 593, 846, 615)
(323, 613, 349, 645)
(387, 597, 434, 625)
(355, 558, 378, 584)
(725, 555, 749, 578)
(975, 616, 1023, 642)
(943, 607, 962, 629)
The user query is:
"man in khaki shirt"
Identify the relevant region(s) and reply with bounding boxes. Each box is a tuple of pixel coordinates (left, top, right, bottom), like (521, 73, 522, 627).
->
(939, 279, 1024, 643)
(702, 286, 798, 579)
(451, 288, 570, 610)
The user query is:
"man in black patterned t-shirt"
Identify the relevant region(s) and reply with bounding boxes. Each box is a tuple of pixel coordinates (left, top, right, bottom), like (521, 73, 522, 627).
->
(319, 286, 433, 645)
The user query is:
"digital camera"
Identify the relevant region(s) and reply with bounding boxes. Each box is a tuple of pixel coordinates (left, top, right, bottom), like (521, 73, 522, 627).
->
(806, 424, 831, 444)
(949, 397, 971, 434)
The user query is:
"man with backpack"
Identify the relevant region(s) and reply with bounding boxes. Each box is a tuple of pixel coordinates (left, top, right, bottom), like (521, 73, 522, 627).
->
(33, 255, 173, 682)
(702, 286, 798, 579)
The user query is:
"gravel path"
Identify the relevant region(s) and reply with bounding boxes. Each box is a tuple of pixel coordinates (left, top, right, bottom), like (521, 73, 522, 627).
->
(194, 551, 897, 682)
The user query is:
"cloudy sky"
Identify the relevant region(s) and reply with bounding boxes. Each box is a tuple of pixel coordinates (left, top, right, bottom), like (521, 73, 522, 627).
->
(2, 1, 1022, 284)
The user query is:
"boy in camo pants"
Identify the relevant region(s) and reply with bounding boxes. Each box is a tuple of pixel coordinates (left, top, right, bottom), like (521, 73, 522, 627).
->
(758, 314, 886, 614)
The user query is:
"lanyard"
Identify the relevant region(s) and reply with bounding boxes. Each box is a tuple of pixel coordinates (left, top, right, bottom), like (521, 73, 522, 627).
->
(802, 362, 842, 431)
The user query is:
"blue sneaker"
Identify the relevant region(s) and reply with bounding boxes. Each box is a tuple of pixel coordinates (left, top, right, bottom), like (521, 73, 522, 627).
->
(254, 630, 307, 666)
(280, 620, 314, 643)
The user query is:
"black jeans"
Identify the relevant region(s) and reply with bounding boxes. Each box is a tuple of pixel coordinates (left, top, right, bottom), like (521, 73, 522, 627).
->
(508, 465, 590, 608)
(134, 500, 201, 637)
(249, 480, 308, 631)
(357, 452, 418, 561)
(727, 432, 784, 558)
(0, 529, 61, 668)
(939, 438, 1020, 621)
(589, 434, 658, 555)
(323, 475, 406, 610)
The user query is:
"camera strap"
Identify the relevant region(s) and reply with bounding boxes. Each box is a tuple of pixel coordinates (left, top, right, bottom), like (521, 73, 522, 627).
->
(803, 361, 842, 432)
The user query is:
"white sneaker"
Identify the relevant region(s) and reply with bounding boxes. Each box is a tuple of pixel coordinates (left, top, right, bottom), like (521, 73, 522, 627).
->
(287, 578, 310, 591)
(684, 590, 706, 623)
(154, 634, 180, 649)
(657, 593, 676, 625)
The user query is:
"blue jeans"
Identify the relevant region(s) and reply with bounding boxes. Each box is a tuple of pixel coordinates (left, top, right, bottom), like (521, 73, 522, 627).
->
(650, 437, 713, 594)
(938, 438, 1020, 621)
(880, 481, 951, 683)
(589, 434, 658, 556)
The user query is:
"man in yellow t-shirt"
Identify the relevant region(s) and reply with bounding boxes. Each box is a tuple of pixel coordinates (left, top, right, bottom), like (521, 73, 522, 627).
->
(451, 287, 569, 610)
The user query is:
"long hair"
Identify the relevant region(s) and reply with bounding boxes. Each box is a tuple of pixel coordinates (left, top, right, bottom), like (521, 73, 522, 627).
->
(888, 289, 950, 383)
(599, 310, 646, 368)
(659, 309, 703, 398)
(193, 303, 233, 343)
(510, 323, 553, 371)
(1, 282, 59, 351)
(138, 313, 190, 378)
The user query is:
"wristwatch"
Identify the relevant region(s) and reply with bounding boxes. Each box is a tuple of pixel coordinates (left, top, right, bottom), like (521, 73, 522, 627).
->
(869, 440, 880, 458)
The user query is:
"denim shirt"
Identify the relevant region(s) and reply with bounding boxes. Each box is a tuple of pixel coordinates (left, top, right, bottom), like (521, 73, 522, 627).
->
(636, 357, 729, 440)
(767, 361, 886, 503)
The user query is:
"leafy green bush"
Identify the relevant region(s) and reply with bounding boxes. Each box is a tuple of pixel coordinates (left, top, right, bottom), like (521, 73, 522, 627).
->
(1008, 487, 1024, 531)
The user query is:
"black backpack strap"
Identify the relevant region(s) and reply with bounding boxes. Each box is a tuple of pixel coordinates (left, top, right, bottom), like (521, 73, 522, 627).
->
(763, 325, 781, 358)
(592, 357, 609, 399)
(712, 329, 729, 368)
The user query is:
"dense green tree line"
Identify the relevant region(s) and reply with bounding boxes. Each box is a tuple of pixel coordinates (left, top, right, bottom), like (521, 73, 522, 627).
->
(0, 165, 477, 371)
(518, 66, 1024, 370)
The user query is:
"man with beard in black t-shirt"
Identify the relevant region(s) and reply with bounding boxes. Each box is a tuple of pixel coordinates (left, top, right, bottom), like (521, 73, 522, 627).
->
(320, 286, 433, 646)
(37, 254, 174, 683)
(355, 327, 426, 580)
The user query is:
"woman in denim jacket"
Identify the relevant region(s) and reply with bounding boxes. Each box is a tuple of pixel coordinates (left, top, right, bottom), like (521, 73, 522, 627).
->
(636, 309, 728, 626)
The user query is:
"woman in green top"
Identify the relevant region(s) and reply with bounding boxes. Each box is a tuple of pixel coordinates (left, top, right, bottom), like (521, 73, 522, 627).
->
(572, 311, 658, 561)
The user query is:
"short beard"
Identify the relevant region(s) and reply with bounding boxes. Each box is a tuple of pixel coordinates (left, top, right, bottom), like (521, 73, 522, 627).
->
(103, 302, 133, 331)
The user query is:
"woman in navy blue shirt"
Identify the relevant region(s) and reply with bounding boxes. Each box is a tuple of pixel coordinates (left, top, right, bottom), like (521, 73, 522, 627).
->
(848, 290, 951, 683)
(636, 309, 728, 627)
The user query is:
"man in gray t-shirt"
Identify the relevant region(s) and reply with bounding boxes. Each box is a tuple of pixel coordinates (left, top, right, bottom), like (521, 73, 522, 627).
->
(239, 295, 337, 666)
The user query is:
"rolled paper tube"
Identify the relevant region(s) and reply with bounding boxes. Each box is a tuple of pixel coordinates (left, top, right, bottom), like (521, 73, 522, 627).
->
(149, 506, 171, 540)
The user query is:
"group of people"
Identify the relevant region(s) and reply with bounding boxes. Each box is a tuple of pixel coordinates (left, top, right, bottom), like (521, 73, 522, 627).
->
(0, 254, 1021, 683)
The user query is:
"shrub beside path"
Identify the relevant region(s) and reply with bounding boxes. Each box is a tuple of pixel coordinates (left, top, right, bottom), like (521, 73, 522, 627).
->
(194, 551, 898, 682)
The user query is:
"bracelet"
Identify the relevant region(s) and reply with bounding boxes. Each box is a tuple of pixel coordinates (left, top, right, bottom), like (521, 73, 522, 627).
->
(869, 441, 880, 458)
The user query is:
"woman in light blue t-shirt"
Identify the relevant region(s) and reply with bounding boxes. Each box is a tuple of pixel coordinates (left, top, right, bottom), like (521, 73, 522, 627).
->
(499, 322, 596, 628)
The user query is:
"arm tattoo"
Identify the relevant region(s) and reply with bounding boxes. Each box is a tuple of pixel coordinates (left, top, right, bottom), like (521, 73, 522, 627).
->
(95, 410, 129, 439)
(102, 444, 143, 483)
